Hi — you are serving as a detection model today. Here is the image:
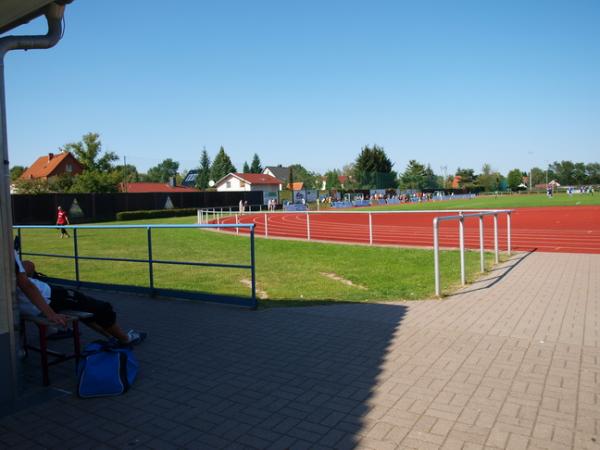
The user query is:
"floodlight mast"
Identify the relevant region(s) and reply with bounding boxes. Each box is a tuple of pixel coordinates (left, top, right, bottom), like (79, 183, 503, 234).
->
(0, 2, 68, 414)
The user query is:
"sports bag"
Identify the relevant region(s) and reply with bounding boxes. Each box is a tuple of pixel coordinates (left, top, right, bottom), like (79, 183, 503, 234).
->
(77, 341, 139, 398)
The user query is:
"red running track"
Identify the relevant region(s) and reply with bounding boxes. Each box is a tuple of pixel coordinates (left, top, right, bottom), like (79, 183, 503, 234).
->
(214, 206, 600, 254)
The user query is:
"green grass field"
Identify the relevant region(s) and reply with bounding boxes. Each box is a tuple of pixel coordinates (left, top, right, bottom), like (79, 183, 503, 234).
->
(359, 192, 600, 211)
(17, 216, 498, 307)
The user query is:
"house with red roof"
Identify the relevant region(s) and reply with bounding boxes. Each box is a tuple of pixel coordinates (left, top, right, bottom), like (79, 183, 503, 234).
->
(214, 173, 282, 203)
(119, 182, 199, 193)
(20, 152, 83, 180)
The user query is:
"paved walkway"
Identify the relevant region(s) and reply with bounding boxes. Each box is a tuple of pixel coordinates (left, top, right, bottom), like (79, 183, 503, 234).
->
(1, 252, 599, 449)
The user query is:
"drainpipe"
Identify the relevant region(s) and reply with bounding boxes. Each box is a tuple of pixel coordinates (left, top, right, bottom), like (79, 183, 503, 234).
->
(0, 2, 67, 414)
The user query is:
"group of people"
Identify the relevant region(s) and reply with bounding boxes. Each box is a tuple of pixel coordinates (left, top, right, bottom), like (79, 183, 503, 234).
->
(567, 185, 595, 196)
(267, 198, 277, 211)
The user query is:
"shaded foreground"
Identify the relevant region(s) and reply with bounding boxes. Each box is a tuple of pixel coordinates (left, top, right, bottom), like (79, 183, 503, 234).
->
(2, 251, 599, 449)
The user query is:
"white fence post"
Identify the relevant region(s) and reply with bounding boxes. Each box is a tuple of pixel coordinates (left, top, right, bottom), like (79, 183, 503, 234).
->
(433, 217, 441, 296)
(306, 212, 311, 241)
(264, 213, 268, 237)
(479, 215, 485, 272)
(369, 212, 373, 245)
(493, 213, 499, 264)
(236, 214, 239, 235)
(459, 214, 466, 285)
(507, 212, 512, 256)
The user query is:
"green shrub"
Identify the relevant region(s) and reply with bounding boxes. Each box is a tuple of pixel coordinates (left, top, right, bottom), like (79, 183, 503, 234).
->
(116, 208, 197, 221)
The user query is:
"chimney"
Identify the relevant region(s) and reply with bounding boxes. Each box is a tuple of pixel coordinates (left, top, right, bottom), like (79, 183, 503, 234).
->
(169, 176, 176, 187)
(48, 153, 54, 162)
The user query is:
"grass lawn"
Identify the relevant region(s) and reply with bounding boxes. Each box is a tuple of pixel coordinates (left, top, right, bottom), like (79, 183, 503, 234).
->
(360, 192, 600, 211)
(16, 216, 498, 307)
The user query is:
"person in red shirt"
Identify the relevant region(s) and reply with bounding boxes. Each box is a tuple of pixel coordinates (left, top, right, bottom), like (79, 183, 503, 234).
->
(56, 206, 70, 238)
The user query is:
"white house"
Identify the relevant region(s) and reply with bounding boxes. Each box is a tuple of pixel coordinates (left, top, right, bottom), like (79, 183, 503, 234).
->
(214, 173, 282, 204)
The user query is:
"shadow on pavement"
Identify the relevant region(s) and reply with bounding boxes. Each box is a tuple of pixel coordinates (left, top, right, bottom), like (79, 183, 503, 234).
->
(445, 250, 536, 298)
(4, 291, 408, 449)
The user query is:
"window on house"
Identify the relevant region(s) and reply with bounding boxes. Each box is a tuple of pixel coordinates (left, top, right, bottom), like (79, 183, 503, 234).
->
(66, 164, 73, 172)
(226, 181, 231, 188)
(240, 181, 246, 188)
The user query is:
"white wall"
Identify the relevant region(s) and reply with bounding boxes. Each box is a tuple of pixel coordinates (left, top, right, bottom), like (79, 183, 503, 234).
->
(216, 175, 251, 192)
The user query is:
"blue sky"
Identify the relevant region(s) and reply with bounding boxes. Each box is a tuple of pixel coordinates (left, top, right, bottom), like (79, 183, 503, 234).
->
(5, 0, 599, 176)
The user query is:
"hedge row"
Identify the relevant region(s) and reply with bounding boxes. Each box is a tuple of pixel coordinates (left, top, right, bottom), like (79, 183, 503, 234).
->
(116, 208, 197, 221)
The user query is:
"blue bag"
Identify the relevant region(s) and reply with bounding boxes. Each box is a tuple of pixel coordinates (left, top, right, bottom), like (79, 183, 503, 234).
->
(77, 341, 138, 398)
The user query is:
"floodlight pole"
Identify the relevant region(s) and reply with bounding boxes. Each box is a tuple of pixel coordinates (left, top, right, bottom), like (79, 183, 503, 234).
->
(0, 2, 67, 414)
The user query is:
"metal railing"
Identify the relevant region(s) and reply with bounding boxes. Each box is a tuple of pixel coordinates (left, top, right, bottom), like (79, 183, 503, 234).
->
(14, 223, 257, 309)
(433, 210, 512, 297)
(199, 208, 510, 245)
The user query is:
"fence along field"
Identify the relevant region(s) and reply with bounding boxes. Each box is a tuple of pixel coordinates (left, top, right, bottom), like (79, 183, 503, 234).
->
(14, 216, 498, 306)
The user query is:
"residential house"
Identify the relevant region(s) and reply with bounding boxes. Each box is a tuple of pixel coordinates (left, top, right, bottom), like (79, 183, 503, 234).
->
(263, 166, 290, 187)
(20, 152, 83, 180)
(119, 182, 199, 193)
(214, 173, 282, 204)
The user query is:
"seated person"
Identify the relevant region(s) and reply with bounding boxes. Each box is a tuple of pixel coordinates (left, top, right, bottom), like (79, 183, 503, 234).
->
(15, 251, 146, 345)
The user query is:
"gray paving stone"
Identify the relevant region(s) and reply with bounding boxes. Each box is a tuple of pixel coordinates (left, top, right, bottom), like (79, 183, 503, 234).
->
(3, 252, 599, 450)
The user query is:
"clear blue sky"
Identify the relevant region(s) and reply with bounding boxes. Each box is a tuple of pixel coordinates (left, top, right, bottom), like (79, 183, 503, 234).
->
(5, 0, 599, 176)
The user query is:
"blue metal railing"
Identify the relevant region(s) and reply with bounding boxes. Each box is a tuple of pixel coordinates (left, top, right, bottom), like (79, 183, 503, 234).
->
(14, 223, 257, 309)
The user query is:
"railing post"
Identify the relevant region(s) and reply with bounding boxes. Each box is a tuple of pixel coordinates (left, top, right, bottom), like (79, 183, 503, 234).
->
(147, 227, 155, 294)
(73, 228, 80, 285)
(459, 214, 465, 285)
(479, 215, 485, 273)
(507, 211, 512, 256)
(493, 213, 499, 264)
(369, 212, 373, 245)
(306, 211, 311, 241)
(264, 213, 268, 237)
(433, 218, 441, 297)
(197, 209, 202, 224)
(250, 226, 257, 310)
(17, 228, 22, 259)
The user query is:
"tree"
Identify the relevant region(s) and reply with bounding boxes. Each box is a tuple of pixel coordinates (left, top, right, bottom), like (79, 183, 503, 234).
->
(144, 158, 180, 183)
(289, 164, 318, 189)
(399, 160, 427, 189)
(549, 161, 575, 185)
(507, 169, 524, 191)
(353, 144, 396, 188)
(113, 164, 140, 185)
(61, 132, 118, 172)
(586, 163, 600, 184)
(210, 146, 236, 182)
(455, 168, 476, 187)
(51, 173, 76, 192)
(69, 171, 120, 193)
(477, 164, 501, 192)
(573, 162, 587, 185)
(250, 153, 263, 173)
(423, 165, 440, 189)
(529, 167, 546, 187)
(324, 169, 341, 189)
(12, 178, 51, 194)
(196, 148, 211, 189)
(10, 165, 26, 181)
(242, 162, 250, 173)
